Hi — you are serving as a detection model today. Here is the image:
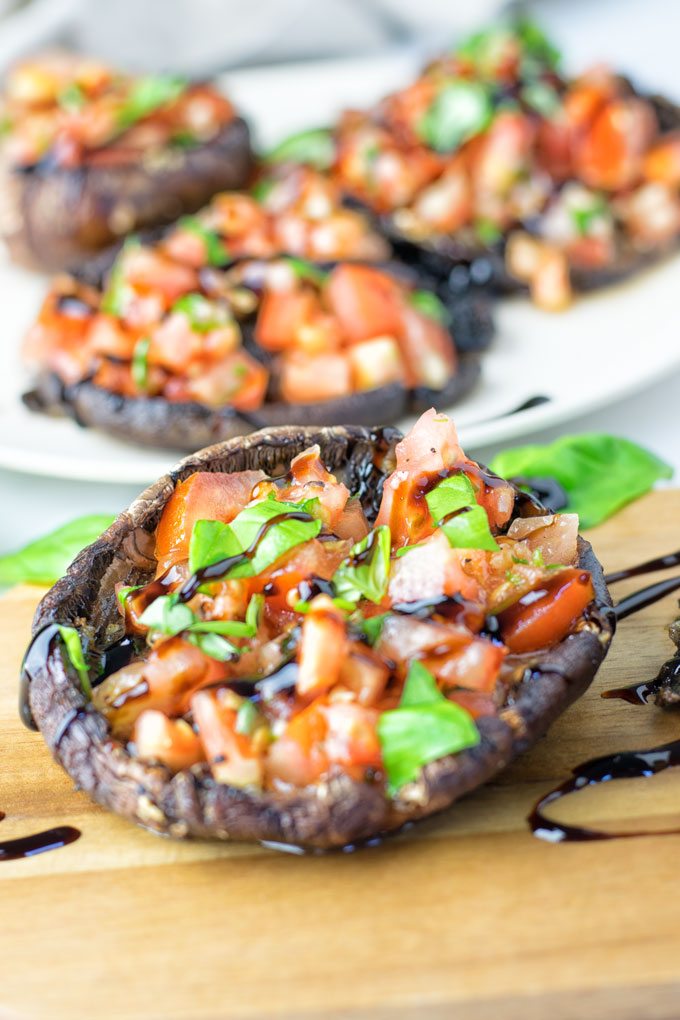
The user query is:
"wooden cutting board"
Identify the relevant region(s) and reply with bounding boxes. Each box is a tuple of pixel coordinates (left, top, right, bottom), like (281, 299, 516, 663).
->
(2, 490, 680, 1020)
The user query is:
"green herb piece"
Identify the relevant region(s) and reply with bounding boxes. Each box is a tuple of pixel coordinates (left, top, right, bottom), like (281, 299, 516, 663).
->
(0, 114, 12, 137)
(332, 526, 391, 605)
(284, 257, 328, 287)
(250, 178, 276, 203)
(131, 336, 151, 391)
(489, 434, 673, 529)
(520, 81, 561, 117)
(425, 474, 498, 551)
(138, 594, 194, 637)
(409, 289, 450, 324)
(0, 514, 115, 587)
(186, 631, 238, 660)
(189, 497, 321, 579)
(235, 699, 259, 735)
(172, 293, 228, 332)
(171, 129, 198, 148)
(101, 237, 140, 316)
(266, 127, 335, 170)
(475, 218, 503, 246)
(456, 19, 560, 75)
(57, 82, 86, 112)
(354, 612, 389, 645)
(419, 81, 493, 153)
(176, 216, 230, 266)
(57, 625, 91, 698)
(117, 584, 144, 608)
(569, 194, 609, 237)
(377, 661, 480, 793)
(246, 593, 264, 633)
(118, 74, 187, 130)
(515, 17, 561, 71)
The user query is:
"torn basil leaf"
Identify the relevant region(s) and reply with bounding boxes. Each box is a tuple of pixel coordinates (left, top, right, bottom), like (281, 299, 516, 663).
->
(139, 594, 194, 636)
(177, 217, 230, 266)
(419, 81, 492, 152)
(409, 289, 450, 324)
(101, 237, 140, 316)
(377, 661, 480, 793)
(266, 127, 335, 170)
(354, 612, 389, 646)
(235, 699, 259, 735)
(131, 336, 151, 391)
(118, 74, 187, 129)
(57, 625, 92, 698)
(490, 434, 673, 529)
(332, 526, 391, 604)
(186, 631, 238, 661)
(172, 293, 229, 333)
(426, 474, 499, 551)
(284, 257, 328, 287)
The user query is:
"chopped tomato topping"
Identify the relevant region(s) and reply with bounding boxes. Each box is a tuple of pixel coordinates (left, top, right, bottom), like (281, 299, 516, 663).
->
(134, 710, 203, 771)
(498, 568, 594, 653)
(324, 264, 404, 344)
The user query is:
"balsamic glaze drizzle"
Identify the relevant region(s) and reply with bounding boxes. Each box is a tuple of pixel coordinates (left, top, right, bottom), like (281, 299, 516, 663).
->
(530, 740, 680, 843)
(613, 575, 680, 621)
(605, 549, 680, 585)
(0, 811, 80, 862)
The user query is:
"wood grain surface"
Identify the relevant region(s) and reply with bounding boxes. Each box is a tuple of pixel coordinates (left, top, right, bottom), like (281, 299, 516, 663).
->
(2, 490, 680, 1020)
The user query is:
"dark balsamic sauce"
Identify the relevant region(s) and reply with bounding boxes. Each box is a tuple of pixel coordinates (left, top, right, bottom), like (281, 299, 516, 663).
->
(602, 645, 680, 706)
(530, 739, 680, 843)
(19, 623, 62, 731)
(613, 575, 680, 621)
(605, 549, 680, 585)
(98, 635, 136, 684)
(215, 661, 299, 702)
(0, 811, 80, 862)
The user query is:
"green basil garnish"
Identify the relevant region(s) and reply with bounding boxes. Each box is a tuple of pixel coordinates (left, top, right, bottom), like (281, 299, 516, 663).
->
(0, 514, 115, 587)
(418, 81, 493, 153)
(117, 584, 144, 608)
(425, 474, 499, 552)
(138, 594, 194, 636)
(266, 127, 335, 170)
(520, 81, 561, 117)
(186, 631, 238, 661)
(235, 699, 259, 735)
(474, 218, 503, 246)
(101, 237, 140, 317)
(440, 506, 499, 552)
(189, 496, 321, 578)
(57, 82, 86, 113)
(332, 526, 391, 605)
(57, 625, 92, 698)
(131, 336, 151, 391)
(118, 74, 187, 130)
(284, 257, 329, 287)
(377, 661, 480, 794)
(489, 434, 673, 529)
(353, 612, 389, 646)
(172, 293, 229, 332)
(176, 217, 230, 266)
(409, 289, 450, 324)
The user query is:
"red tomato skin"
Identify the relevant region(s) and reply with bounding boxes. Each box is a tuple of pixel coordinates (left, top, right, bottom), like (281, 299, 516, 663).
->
(498, 569, 594, 654)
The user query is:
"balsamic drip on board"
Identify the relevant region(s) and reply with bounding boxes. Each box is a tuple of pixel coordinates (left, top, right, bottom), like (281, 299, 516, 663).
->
(0, 811, 80, 862)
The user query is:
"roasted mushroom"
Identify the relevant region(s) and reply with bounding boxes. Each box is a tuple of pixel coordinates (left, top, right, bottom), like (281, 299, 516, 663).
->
(22, 411, 614, 850)
(0, 53, 253, 271)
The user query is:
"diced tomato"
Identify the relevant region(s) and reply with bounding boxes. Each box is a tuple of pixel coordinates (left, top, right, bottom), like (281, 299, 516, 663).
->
(121, 247, 199, 303)
(266, 699, 329, 786)
(377, 614, 470, 665)
(256, 538, 351, 622)
(321, 702, 381, 768)
(133, 710, 203, 772)
(388, 531, 482, 604)
(530, 247, 572, 312)
(324, 264, 404, 344)
(297, 595, 348, 697)
(192, 688, 264, 788)
(473, 110, 535, 199)
(575, 98, 656, 191)
(334, 497, 370, 544)
(163, 228, 212, 268)
(185, 351, 269, 411)
(425, 637, 506, 693)
(535, 115, 574, 181)
(498, 568, 594, 653)
(412, 162, 472, 233)
(279, 351, 352, 404)
(255, 287, 321, 351)
(644, 134, 680, 187)
(507, 513, 579, 566)
(92, 636, 226, 738)
(155, 469, 265, 571)
(211, 193, 268, 236)
(339, 645, 389, 706)
(88, 313, 136, 360)
(346, 336, 405, 391)
(615, 183, 680, 246)
(398, 306, 457, 389)
(278, 445, 350, 528)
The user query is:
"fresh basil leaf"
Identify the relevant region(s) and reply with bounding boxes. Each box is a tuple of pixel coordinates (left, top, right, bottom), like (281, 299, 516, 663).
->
(284, 257, 328, 287)
(251, 178, 276, 203)
(131, 336, 151, 391)
(187, 619, 252, 637)
(139, 594, 194, 636)
(409, 289, 450, 324)
(354, 612, 389, 646)
(425, 473, 476, 523)
(419, 81, 492, 152)
(58, 82, 86, 112)
(57, 625, 91, 698)
(440, 505, 499, 552)
(246, 593, 264, 632)
(235, 699, 258, 735)
(0, 514, 116, 586)
(570, 195, 609, 238)
(172, 293, 229, 333)
(101, 237, 140, 316)
(490, 434, 673, 529)
(377, 661, 479, 793)
(177, 217, 230, 266)
(118, 74, 187, 129)
(266, 127, 335, 170)
(474, 218, 503, 246)
(514, 17, 561, 70)
(189, 497, 321, 579)
(520, 81, 561, 117)
(332, 526, 391, 605)
(117, 584, 144, 608)
(186, 631, 238, 661)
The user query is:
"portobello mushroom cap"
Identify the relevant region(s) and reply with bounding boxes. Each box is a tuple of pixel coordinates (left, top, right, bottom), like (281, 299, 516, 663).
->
(376, 91, 680, 298)
(26, 424, 615, 850)
(0, 117, 253, 273)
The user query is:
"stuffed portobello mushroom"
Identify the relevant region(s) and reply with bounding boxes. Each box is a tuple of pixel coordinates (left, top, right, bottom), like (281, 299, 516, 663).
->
(270, 19, 680, 311)
(22, 410, 614, 850)
(0, 52, 253, 271)
(23, 194, 488, 449)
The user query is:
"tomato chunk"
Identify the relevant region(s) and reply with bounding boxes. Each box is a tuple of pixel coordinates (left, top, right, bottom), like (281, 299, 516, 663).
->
(134, 710, 203, 772)
(155, 469, 265, 571)
(498, 568, 594, 653)
(324, 264, 404, 343)
(192, 689, 264, 788)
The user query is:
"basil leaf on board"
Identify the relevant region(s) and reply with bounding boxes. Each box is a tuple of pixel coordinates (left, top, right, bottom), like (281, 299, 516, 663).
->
(0, 514, 115, 586)
(138, 594, 194, 636)
(426, 474, 499, 552)
(419, 81, 493, 152)
(131, 336, 151, 391)
(409, 289, 450, 324)
(332, 526, 391, 605)
(176, 217, 230, 266)
(57, 625, 92, 698)
(189, 497, 321, 579)
(377, 661, 480, 793)
(172, 293, 229, 333)
(118, 74, 187, 129)
(489, 434, 674, 529)
(266, 127, 335, 170)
